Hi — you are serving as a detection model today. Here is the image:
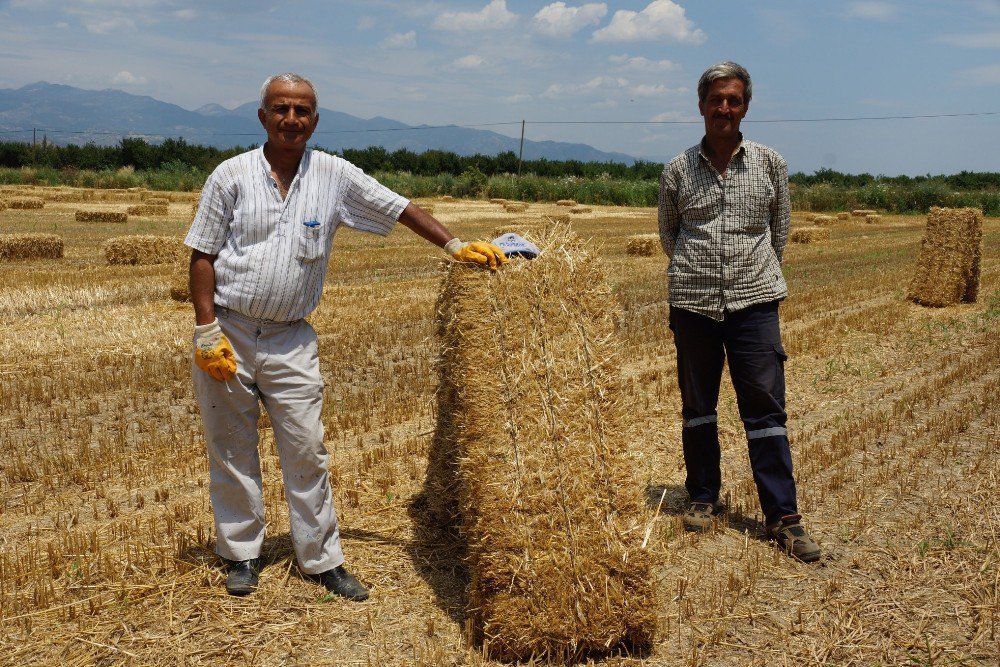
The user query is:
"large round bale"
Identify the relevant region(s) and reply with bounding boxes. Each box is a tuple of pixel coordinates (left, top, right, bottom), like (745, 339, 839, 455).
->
(76, 210, 128, 223)
(503, 202, 529, 213)
(0, 234, 64, 261)
(907, 207, 983, 307)
(104, 235, 187, 265)
(6, 197, 45, 210)
(625, 233, 660, 256)
(789, 227, 831, 244)
(428, 228, 657, 662)
(569, 205, 592, 214)
(126, 204, 170, 217)
(556, 199, 577, 207)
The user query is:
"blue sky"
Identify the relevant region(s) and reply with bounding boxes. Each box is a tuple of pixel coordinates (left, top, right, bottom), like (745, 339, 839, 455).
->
(0, 0, 998, 175)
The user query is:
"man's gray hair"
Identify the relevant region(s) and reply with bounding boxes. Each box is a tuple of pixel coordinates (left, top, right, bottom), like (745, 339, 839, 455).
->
(697, 61, 752, 104)
(259, 73, 319, 113)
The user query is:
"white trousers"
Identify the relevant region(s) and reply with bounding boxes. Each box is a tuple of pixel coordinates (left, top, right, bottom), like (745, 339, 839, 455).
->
(192, 306, 344, 574)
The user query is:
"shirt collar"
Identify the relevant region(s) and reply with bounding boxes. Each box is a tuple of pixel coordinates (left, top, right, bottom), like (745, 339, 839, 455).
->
(257, 145, 312, 181)
(698, 133, 746, 162)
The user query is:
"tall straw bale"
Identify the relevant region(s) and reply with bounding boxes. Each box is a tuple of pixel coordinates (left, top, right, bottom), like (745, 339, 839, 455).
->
(76, 210, 128, 223)
(104, 235, 187, 265)
(907, 207, 982, 307)
(6, 197, 45, 209)
(789, 227, 831, 244)
(556, 199, 577, 207)
(126, 204, 170, 217)
(625, 233, 661, 256)
(0, 234, 64, 261)
(429, 228, 657, 662)
(503, 202, 529, 213)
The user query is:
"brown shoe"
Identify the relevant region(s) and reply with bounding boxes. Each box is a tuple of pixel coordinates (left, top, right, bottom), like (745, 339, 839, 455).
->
(683, 501, 724, 532)
(768, 515, 821, 563)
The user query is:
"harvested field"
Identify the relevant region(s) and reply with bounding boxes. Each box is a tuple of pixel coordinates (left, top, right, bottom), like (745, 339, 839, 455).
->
(625, 233, 661, 256)
(502, 201, 529, 213)
(76, 210, 128, 223)
(5, 196, 44, 209)
(570, 205, 592, 214)
(0, 187, 998, 666)
(127, 204, 170, 217)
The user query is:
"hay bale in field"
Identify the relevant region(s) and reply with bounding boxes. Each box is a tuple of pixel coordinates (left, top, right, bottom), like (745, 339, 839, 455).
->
(569, 205, 592, 214)
(837, 212, 850, 220)
(427, 228, 657, 662)
(126, 204, 170, 217)
(865, 214, 881, 224)
(0, 200, 7, 212)
(422, 205, 435, 216)
(144, 196, 170, 206)
(789, 226, 831, 244)
(489, 198, 507, 204)
(546, 212, 571, 224)
(104, 235, 187, 265)
(556, 199, 577, 207)
(441, 195, 454, 201)
(490, 218, 550, 240)
(169, 263, 191, 302)
(76, 210, 128, 223)
(6, 197, 44, 209)
(625, 233, 661, 256)
(851, 209, 877, 217)
(0, 234, 64, 261)
(907, 207, 982, 308)
(503, 202, 529, 213)
(811, 214, 835, 226)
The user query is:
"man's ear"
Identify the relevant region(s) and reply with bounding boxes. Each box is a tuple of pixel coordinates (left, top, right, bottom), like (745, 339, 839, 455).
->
(258, 108, 266, 128)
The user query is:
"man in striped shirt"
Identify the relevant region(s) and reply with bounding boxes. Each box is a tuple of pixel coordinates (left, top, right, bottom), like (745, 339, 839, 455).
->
(658, 62, 820, 562)
(184, 73, 507, 599)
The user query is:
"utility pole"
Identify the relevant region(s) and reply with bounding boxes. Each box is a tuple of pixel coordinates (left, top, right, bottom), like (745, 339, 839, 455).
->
(517, 120, 525, 177)
(33, 127, 36, 148)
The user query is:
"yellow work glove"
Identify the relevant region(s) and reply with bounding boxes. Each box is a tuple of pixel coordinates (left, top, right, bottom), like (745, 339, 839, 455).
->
(444, 238, 509, 271)
(193, 319, 237, 381)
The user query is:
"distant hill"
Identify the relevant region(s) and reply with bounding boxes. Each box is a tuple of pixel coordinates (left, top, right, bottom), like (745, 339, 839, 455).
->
(0, 82, 637, 164)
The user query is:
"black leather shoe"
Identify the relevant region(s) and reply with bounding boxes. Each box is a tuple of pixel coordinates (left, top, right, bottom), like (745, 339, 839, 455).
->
(318, 565, 369, 601)
(224, 558, 261, 596)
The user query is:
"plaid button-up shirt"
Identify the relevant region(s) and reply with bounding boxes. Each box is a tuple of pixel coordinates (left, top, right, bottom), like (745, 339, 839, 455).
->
(658, 137, 790, 321)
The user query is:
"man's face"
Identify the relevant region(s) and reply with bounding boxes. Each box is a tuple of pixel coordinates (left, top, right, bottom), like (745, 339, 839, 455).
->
(698, 77, 748, 142)
(257, 80, 319, 151)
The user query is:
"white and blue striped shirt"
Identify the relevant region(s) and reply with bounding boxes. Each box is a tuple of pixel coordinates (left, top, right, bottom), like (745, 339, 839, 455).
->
(185, 147, 409, 322)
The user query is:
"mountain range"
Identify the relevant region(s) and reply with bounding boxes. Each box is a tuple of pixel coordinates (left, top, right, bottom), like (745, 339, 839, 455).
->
(0, 82, 637, 164)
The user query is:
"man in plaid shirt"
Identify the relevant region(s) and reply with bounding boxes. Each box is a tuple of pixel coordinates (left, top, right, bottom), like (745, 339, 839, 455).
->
(658, 61, 820, 562)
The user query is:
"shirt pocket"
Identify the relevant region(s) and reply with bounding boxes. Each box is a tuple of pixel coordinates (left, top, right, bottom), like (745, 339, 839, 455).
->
(744, 180, 775, 233)
(296, 221, 326, 262)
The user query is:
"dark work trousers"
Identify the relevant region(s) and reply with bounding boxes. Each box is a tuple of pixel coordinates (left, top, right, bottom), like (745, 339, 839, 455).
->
(669, 301, 798, 526)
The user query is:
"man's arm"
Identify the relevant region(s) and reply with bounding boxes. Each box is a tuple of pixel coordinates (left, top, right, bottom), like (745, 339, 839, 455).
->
(658, 165, 681, 258)
(396, 202, 454, 248)
(190, 249, 218, 326)
(770, 156, 791, 263)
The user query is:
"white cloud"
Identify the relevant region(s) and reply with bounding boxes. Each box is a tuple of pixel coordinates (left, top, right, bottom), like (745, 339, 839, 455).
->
(84, 16, 137, 34)
(650, 110, 694, 122)
(173, 9, 197, 19)
(630, 83, 678, 98)
(937, 31, 1000, 48)
(844, 2, 896, 20)
(591, 99, 618, 109)
(454, 54, 485, 69)
(358, 16, 376, 30)
(501, 93, 532, 103)
(380, 31, 416, 49)
(609, 54, 679, 72)
(56, 21, 69, 29)
(532, 2, 606, 38)
(591, 0, 705, 44)
(957, 63, 1000, 84)
(433, 0, 517, 32)
(543, 76, 629, 99)
(112, 70, 147, 85)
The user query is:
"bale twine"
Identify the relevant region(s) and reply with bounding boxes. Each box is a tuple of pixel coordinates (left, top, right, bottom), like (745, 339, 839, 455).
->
(865, 214, 881, 224)
(907, 207, 983, 307)
(851, 209, 877, 217)
(126, 204, 170, 217)
(789, 227, 831, 244)
(76, 210, 128, 223)
(104, 235, 187, 265)
(625, 234, 660, 256)
(6, 197, 45, 210)
(503, 202, 529, 213)
(837, 212, 850, 220)
(556, 199, 577, 207)
(0, 234, 64, 261)
(569, 205, 592, 214)
(429, 227, 657, 662)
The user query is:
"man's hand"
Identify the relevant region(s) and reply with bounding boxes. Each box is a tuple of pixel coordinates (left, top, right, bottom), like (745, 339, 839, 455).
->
(444, 238, 509, 271)
(194, 319, 237, 381)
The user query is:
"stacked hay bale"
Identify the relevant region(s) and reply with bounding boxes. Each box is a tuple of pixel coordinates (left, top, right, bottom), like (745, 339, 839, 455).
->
(6, 197, 45, 210)
(789, 227, 831, 244)
(127, 204, 170, 217)
(503, 201, 529, 213)
(907, 207, 983, 307)
(0, 234, 64, 260)
(429, 228, 657, 662)
(76, 210, 128, 223)
(104, 235, 187, 265)
(556, 199, 577, 207)
(569, 205, 592, 214)
(625, 233, 660, 256)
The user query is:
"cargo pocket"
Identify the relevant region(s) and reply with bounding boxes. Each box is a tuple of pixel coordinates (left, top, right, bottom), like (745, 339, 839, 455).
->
(296, 222, 325, 262)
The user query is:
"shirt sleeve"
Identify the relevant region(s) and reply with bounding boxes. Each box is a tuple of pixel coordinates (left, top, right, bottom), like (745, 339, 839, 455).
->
(658, 164, 681, 258)
(338, 161, 410, 237)
(184, 166, 234, 255)
(770, 154, 790, 264)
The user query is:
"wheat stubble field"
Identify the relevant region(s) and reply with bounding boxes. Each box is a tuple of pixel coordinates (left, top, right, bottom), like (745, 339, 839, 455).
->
(0, 187, 997, 666)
